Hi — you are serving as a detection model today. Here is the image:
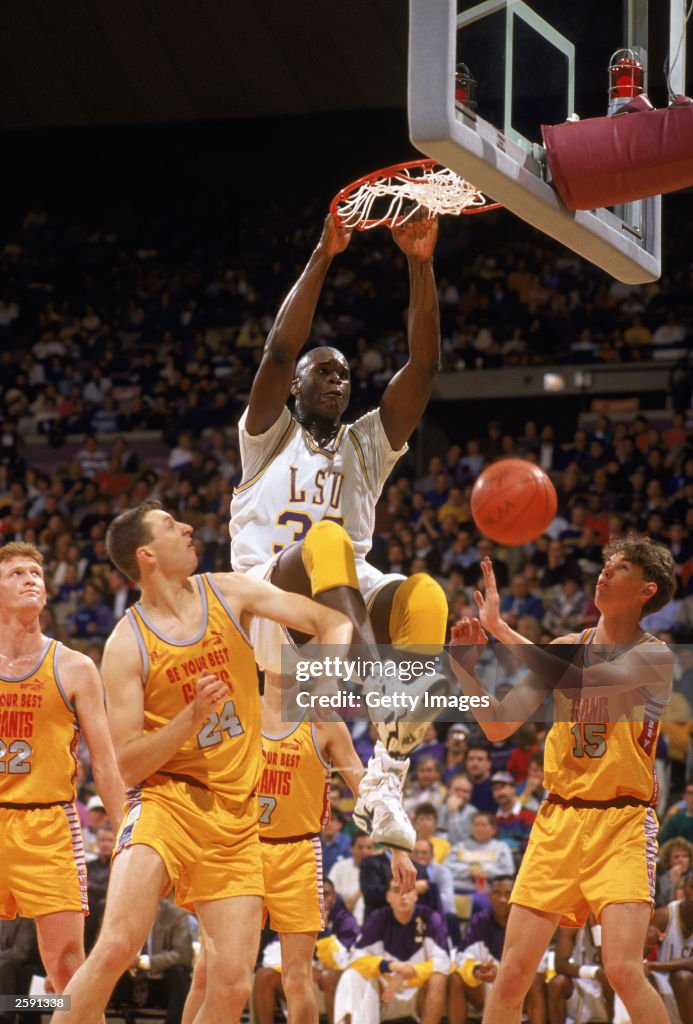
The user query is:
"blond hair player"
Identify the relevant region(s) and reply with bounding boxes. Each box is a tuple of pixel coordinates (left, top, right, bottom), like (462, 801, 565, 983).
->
(0, 541, 124, 993)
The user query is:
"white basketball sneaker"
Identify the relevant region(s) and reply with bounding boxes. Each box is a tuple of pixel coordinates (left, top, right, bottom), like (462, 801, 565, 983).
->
(359, 664, 435, 756)
(352, 741, 416, 851)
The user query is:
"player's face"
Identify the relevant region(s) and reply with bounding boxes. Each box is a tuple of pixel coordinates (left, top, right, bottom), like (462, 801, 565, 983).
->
(141, 510, 198, 576)
(595, 554, 655, 612)
(386, 884, 417, 917)
(489, 880, 513, 924)
(293, 352, 351, 420)
(0, 558, 47, 615)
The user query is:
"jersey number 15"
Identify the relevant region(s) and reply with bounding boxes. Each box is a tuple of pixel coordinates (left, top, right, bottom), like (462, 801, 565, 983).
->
(570, 723, 607, 759)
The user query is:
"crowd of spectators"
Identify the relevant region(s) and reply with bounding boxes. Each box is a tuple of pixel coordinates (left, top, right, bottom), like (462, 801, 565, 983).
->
(0, 193, 692, 455)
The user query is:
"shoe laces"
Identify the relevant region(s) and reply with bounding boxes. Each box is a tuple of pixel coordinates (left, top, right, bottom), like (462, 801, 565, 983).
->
(374, 770, 405, 801)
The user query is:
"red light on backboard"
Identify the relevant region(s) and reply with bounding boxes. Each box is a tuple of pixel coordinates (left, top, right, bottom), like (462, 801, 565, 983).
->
(608, 49, 644, 101)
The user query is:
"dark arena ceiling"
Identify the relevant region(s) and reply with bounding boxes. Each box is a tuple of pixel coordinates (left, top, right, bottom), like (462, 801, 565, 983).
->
(0, 0, 409, 129)
(0, 1, 686, 131)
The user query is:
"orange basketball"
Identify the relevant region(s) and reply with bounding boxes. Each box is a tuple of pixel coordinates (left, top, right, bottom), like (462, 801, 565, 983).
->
(471, 459, 557, 545)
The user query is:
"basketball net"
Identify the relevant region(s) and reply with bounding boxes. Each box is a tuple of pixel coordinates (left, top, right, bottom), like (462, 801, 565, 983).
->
(331, 158, 500, 230)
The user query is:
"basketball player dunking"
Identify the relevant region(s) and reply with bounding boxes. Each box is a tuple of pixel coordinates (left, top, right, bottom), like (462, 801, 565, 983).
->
(230, 211, 447, 850)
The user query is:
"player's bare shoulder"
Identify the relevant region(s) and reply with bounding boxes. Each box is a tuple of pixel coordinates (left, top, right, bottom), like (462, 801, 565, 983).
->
(208, 570, 268, 611)
(103, 613, 137, 655)
(550, 631, 582, 646)
(624, 633, 675, 692)
(57, 643, 98, 677)
(102, 614, 144, 677)
(624, 631, 673, 665)
(56, 642, 103, 703)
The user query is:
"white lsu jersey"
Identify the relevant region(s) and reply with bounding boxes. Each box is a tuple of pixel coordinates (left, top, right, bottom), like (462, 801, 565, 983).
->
(658, 900, 693, 962)
(651, 899, 691, 1024)
(230, 405, 406, 576)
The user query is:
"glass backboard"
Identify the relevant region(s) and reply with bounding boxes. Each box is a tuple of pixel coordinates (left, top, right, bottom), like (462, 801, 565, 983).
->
(407, 0, 681, 283)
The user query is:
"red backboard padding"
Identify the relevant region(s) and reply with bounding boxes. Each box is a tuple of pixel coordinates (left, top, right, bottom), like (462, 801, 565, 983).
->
(542, 96, 693, 211)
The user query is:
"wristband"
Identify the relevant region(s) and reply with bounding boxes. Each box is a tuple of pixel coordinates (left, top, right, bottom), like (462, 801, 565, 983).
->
(379, 959, 392, 974)
(578, 964, 600, 980)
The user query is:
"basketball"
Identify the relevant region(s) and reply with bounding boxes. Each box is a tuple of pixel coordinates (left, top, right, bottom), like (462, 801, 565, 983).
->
(471, 459, 557, 545)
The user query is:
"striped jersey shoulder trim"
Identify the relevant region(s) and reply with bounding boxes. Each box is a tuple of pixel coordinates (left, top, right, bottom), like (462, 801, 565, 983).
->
(203, 573, 253, 648)
(234, 418, 297, 495)
(346, 428, 372, 491)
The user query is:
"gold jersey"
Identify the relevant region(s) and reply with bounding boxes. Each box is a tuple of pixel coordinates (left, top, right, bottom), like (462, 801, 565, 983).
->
(0, 639, 79, 805)
(126, 574, 261, 806)
(258, 719, 331, 840)
(544, 628, 668, 803)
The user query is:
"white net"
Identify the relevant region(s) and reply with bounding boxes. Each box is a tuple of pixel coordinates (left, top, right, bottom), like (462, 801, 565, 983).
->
(334, 162, 491, 229)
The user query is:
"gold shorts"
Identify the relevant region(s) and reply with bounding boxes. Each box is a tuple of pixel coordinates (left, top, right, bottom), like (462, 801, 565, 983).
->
(261, 836, 324, 933)
(0, 803, 88, 919)
(511, 801, 658, 927)
(115, 774, 263, 911)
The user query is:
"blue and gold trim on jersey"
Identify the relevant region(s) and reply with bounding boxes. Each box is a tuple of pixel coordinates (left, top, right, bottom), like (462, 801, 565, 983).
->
(580, 627, 660, 663)
(347, 428, 372, 491)
(233, 418, 298, 495)
(302, 423, 346, 457)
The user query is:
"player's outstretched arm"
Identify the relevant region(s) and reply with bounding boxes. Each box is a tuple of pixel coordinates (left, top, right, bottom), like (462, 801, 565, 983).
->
(214, 572, 353, 648)
(246, 214, 352, 435)
(66, 647, 126, 830)
(102, 620, 229, 787)
(321, 720, 417, 892)
(379, 213, 440, 450)
(474, 557, 674, 700)
(449, 617, 544, 740)
(320, 719, 365, 799)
